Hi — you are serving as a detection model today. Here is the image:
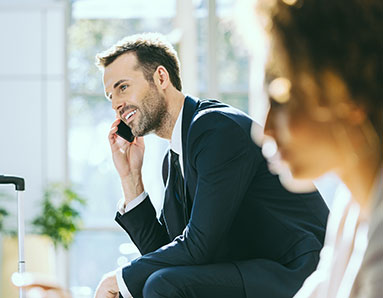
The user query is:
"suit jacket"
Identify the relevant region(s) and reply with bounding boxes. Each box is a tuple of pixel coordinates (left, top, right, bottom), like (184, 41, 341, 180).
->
(115, 96, 329, 297)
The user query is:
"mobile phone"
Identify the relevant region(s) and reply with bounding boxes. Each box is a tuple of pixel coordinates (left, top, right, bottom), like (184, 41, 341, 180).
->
(116, 121, 135, 142)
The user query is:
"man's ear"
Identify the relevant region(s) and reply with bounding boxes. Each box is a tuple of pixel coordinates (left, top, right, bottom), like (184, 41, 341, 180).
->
(154, 65, 170, 90)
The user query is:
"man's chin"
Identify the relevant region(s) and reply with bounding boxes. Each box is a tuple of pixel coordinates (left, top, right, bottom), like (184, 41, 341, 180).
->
(131, 129, 140, 137)
(131, 127, 152, 137)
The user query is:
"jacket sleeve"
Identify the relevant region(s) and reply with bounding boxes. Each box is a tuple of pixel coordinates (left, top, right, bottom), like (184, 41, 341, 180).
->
(120, 113, 263, 297)
(115, 196, 170, 255)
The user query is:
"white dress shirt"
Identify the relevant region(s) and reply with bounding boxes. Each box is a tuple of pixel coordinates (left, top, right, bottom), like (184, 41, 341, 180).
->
(293, 168, 383, 298)
(293, 184, 369, 298)
(116, 104, 184, 298)
(350, 168, 383, 298)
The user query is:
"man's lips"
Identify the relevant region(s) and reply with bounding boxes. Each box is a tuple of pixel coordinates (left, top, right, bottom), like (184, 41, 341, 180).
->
(121, 109, 137, 124)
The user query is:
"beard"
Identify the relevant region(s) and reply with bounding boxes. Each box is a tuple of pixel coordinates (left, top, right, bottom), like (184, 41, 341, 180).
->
(130, 85, 169, 137)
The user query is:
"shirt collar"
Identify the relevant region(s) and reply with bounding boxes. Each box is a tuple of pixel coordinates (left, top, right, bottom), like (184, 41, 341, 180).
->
(170, 104, 183, 156)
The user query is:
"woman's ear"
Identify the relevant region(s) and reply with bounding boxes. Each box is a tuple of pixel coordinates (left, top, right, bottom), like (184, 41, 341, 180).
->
(320, 69, 367, 124)
(346, 103, 367, 125)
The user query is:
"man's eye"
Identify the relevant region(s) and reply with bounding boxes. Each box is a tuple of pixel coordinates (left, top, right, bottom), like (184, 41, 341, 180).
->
(120, 84, 128, 91)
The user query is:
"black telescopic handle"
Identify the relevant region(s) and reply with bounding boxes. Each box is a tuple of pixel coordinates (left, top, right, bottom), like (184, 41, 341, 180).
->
(0, 175, 25, 191)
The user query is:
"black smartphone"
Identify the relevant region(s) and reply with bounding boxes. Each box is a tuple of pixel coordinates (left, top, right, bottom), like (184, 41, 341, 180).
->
(116, 121, 135, 142)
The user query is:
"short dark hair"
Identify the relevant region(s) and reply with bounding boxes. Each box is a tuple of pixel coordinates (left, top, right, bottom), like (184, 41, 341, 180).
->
(96, 33, 182, 91)
(259, 0, 382, 136)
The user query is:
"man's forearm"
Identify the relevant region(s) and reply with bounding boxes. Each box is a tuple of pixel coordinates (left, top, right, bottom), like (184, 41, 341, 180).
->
(120, 175, 144, 203)
(115, 196, 170, 255)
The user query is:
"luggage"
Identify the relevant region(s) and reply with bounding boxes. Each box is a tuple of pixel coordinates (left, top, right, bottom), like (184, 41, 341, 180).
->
(0, 175, 26, 298)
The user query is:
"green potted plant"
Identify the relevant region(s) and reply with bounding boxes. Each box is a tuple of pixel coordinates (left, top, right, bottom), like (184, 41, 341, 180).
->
(0, 191, 16, 237)
(1, 183, 86, 297)
(32, 182, 86, 249)
(0, 207, 8, 234)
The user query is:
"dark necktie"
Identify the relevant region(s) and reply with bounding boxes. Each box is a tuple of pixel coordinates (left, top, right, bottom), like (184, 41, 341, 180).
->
(170, 149, 189, 226)
(161, 149, 190, 238)
(170, 150, 185, 202)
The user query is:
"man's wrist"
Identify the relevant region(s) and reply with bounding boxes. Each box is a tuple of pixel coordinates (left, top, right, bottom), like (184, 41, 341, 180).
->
(120, 175, 144, 203)
(117, 191, 147, 215)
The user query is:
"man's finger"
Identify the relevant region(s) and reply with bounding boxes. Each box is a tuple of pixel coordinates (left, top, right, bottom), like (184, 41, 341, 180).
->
(134, 136, 145, 148)
(108, 127, 118, 146)
(109, 126, 118, 136)
(111, 118, 121, 128)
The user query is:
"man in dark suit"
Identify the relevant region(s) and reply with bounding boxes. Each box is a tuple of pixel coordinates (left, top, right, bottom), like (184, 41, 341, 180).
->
(94, 33, 329, 298)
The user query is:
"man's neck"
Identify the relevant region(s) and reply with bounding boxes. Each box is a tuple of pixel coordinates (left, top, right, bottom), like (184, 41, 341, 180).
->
(155, 90, 185, 140)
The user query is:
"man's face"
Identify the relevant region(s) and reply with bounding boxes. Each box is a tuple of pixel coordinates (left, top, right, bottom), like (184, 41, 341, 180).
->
(103, 52, 168, 136)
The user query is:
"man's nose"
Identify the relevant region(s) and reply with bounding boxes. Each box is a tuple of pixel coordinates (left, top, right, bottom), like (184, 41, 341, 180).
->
(112, 101, 125, 113)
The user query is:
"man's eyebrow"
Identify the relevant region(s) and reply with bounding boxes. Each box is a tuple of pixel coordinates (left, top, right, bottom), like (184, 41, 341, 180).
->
(105, 79, 130, 101)
(113, 79, 128, 90)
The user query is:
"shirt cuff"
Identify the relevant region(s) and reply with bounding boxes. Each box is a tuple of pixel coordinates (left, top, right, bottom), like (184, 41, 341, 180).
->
(115, 266, 133, 298)
(117, 191, 148, 215)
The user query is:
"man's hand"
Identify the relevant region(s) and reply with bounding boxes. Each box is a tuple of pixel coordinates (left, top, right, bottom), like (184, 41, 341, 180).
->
(94, 271, 120, 298)
(109, 118, 145, 201)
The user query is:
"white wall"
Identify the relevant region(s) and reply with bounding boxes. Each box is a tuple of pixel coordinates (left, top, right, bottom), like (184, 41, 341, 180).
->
(0, 0, 68, 223)
(0, 0, 68, 291)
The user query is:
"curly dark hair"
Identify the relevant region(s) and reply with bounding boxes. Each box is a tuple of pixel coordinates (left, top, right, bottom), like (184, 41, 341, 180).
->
(96, 33, 182, 91)
(260, 0, 382, 137)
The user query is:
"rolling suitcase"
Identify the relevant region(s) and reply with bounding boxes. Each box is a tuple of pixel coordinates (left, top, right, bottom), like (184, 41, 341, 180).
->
(0, 175, 26, 298)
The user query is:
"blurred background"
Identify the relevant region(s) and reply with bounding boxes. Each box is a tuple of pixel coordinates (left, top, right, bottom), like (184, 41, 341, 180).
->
(0, 0, 340, 297)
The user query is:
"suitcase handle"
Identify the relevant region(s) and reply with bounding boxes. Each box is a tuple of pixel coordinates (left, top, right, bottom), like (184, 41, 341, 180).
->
(0, 175, 25, 191)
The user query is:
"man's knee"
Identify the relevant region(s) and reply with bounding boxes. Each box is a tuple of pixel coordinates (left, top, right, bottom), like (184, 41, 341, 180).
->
(143, 268, 183, 298)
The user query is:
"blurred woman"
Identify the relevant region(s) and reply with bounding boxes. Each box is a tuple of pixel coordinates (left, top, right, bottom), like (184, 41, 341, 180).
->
(251, 0, 382, 297)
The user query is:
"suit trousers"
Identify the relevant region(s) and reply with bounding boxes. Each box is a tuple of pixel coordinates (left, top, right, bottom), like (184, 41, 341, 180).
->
(141, 250, 319, 298)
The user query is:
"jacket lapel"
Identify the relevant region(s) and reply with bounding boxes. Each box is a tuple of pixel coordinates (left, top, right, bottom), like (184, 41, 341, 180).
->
(181, 95, 200, 169)
(181, 96, 199, 218)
